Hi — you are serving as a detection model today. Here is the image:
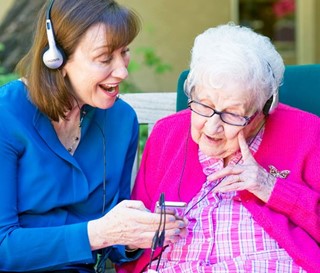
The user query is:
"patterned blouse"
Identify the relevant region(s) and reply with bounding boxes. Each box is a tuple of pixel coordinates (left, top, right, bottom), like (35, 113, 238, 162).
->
(147, 128, 305, 273)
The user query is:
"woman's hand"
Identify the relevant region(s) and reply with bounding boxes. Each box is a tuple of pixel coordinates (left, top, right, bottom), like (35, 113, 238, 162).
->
(208, 131, 276, 203)
(87, 200, 188, 250)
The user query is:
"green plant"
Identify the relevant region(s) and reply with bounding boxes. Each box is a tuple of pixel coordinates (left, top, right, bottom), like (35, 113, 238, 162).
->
(0, 73, 18, 86)
(119, 60, 141, 93)
(120, 46, 172, 94)
(137, 46, 172, 74)
(0, 43, 18, 86)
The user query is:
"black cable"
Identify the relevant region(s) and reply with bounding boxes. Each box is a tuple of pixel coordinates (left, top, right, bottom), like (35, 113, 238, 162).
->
(92, 116, 107, 214)
(95, 248, 112, 273)
(177, 124, 191, 201)
(155, 195, 166, 271)
(92, 115, 108, 273)
(148, 193, 165, 269)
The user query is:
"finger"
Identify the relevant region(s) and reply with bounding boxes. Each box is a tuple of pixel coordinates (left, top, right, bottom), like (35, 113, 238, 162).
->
(238, 131, 253, 161)
(213, 173, 240, 192)
(216, 180, 245, 193)
(155, 207, 177, 216)
(134, 211, 183, 230)
(115, 206, 171, 229)
(164, 236, 180, 246)
(163, 228, 185, 244)
(145, 211, 177, 227)
(121, 200, 147, 211)
(129, 231, 162, 249)
(164, 218, 187, 230)
(179, 226, 188, 238)
(207, 165, 241, 182)
(165, 226, 188, 244)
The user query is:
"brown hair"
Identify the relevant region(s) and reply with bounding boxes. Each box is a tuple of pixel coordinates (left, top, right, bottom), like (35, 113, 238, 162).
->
(16, 0, 141, 121)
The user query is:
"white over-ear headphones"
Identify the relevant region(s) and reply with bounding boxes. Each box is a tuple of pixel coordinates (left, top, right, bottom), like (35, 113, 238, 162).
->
(42, 0, 65, 69)
(262, 91, 279, 116)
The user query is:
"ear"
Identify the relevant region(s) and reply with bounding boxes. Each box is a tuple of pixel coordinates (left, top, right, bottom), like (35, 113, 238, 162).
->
(61, 65, 67, 77)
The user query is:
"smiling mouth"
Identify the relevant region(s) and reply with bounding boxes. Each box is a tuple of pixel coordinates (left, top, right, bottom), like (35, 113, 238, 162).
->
(100, 84, 117, 93)
(206, 135, 223, 142)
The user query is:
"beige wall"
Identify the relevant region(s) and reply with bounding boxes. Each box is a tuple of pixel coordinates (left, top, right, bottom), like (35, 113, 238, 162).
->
(0, 0, 14, 24)
(0, 0, 232, 92)
(117, 0, 232, 92)
(316, 0, 320, 61)
(296, 0, 317, 64)
(1, 0, 319, 92)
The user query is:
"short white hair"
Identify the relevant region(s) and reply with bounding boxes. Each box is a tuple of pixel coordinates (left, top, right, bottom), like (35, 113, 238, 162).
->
(185, 23, 285, 111)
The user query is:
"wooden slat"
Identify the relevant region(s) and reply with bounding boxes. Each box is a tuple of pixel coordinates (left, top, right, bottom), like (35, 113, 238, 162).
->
(121, 92, 177, 190)
(121, 92, 177, 127)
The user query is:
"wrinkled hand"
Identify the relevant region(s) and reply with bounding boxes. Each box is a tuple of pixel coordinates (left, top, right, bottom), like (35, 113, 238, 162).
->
(208, 131, 276, 202)
(88, 200, 188, 250)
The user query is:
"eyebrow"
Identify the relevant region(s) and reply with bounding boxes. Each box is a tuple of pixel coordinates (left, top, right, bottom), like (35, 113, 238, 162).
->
(92, 45, 110, 53)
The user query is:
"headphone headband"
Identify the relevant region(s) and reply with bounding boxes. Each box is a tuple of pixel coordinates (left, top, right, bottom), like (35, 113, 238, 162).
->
(46, 0, 55, 21)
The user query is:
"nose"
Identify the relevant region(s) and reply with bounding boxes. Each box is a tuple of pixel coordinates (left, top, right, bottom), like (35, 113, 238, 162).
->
(111, 58, 129, 80)
(205, 113, 223, 134)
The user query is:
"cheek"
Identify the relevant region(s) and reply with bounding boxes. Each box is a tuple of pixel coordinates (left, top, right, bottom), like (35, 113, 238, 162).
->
(124, 55, 130, 67)
(224, 127, 240, 141)
(223, 128, 242, 151)
(190, 115, 204, 144)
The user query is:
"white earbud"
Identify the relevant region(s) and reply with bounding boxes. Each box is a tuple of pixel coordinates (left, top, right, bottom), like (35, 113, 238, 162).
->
(42, 19, 64, 69)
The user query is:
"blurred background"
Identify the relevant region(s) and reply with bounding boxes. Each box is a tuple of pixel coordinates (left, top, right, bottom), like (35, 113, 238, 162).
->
(0, 0, 319, 92)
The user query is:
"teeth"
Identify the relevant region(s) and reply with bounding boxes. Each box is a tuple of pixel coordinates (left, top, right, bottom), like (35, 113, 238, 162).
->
(100, 84, 117, 92)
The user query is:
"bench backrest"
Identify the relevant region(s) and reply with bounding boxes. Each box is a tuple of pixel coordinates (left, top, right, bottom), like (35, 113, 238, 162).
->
(121, 92, 176, 133)
(121, 92, 177, 187)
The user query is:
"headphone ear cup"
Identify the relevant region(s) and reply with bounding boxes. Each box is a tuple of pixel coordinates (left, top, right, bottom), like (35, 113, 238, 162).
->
(183, 78, 189, 97)
(263, 91, 279, 115)
(183, 73, 193, 97)
(42, 44, 65, 69)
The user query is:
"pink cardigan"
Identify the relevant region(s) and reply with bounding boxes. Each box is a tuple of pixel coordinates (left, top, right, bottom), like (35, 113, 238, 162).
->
(118, 104, 320, 273)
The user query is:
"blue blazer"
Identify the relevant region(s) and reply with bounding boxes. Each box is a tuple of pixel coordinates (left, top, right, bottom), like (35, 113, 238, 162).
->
(0, 80, 139, 271)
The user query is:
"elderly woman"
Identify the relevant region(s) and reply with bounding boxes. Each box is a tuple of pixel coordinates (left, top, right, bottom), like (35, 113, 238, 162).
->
(118, 24, 320, 273)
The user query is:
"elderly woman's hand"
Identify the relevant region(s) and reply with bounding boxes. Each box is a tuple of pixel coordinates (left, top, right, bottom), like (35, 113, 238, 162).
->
(208, 131, 276, 203)
(87, 200, 188, 251)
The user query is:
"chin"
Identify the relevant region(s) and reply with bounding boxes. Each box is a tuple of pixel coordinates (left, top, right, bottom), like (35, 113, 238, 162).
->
(201, 145, 234, 160)
(200, 148, 222, 159)
(96, 99, 117, 110)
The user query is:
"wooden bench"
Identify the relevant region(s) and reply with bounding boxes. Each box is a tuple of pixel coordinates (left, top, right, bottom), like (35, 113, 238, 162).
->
(121, 92, 177, 133)
(121, 92, 177, 186)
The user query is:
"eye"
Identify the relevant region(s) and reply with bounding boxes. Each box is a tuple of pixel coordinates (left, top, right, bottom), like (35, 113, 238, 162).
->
(99, 48, 130, 64)
(122, 48, 130, 56)
(101, 56, 112, 64)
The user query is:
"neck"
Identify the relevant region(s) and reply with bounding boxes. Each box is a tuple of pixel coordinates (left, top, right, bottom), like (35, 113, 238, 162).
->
(52, 105, 87, 155)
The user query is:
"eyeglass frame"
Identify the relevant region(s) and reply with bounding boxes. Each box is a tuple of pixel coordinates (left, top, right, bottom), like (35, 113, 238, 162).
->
(188, 100, 257, 126)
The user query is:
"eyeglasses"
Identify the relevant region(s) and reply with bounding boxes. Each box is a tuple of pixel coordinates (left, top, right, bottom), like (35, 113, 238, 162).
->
(148, 193, 166, 271)
(188, 100, 256, 126)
